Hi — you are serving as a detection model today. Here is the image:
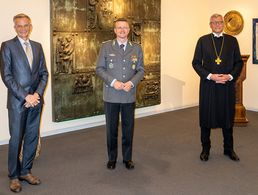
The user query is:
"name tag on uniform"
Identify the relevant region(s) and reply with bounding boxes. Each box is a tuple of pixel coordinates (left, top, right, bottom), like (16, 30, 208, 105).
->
(109, 53, 116, 56)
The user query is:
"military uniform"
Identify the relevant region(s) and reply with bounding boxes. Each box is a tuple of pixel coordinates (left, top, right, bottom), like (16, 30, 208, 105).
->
(96, 39, 144, 162)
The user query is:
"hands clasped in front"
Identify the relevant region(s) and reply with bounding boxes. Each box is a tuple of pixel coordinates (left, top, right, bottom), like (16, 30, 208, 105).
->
(24, 93, 40, 108)
(113, 80, 133, 92)
(210, 74, 231, 84)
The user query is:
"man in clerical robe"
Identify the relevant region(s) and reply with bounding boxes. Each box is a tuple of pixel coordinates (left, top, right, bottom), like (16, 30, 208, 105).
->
(192, 13, 243, 162)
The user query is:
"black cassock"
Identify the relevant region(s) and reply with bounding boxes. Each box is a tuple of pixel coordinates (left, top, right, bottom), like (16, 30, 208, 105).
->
(192, 33, 243, 129)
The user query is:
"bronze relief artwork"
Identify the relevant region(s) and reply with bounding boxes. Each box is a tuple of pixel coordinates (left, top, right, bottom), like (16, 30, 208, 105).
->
(51, 0, 161, 121)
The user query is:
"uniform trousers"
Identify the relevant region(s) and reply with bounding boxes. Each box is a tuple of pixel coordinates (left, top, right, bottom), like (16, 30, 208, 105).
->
(104, 101, 135, 162)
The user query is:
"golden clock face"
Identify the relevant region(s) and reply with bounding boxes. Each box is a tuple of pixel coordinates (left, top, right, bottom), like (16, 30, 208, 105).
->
(224, 10, 244, 36)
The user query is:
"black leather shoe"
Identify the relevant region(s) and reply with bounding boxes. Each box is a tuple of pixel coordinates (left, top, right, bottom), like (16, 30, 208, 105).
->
(200, 151, 209, 161)
(107, 161, 116, 169)
(224, 150, 240, 161)
(123, 160, 135, 170)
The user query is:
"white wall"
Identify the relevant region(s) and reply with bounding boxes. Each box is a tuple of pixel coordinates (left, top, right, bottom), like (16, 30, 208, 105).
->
(1, 0, 256, 144)
(161, 0, 208, 110)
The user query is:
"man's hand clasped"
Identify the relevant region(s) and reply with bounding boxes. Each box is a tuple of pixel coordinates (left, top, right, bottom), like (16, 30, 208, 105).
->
(113, 80, 133, 92)
(210, 74, 231, 84)
(24, 93, 40, 108)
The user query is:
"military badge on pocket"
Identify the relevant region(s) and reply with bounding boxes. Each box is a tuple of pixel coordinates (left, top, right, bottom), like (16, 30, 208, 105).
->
(109, 63, 114, 69)
(131, 55, 138, 63)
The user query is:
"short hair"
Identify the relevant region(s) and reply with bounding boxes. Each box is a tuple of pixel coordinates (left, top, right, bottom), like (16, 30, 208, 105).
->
(114, 18, 128, 24)
(210, 13, 223, 23)
(13, 13, 31, 23)
(114, 18, 128, 22)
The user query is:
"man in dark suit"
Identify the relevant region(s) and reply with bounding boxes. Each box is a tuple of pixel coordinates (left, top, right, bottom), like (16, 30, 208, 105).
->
(0, 13, 48, 193)
(96, 18, 144, 170)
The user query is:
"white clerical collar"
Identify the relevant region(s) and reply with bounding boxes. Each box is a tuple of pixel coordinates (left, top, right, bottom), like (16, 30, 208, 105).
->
(212, 32, 223, 37)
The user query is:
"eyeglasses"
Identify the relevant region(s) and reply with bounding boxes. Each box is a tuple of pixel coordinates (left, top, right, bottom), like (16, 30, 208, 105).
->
(210, 21, 224, 25)
(115, 27, 129, 30)
(15, 24, 31, 29)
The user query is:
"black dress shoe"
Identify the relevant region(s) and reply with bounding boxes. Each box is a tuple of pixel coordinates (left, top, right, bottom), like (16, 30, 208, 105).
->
(123, 160, 135, 170)
(224, 150, 240, 161)
(107, 161, 116, 169)
(200, 151, 209, 161)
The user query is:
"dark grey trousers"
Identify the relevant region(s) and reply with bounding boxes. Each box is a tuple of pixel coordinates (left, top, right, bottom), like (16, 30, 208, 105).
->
(104, 102, 135, 162)
(8, 106, 42, 179)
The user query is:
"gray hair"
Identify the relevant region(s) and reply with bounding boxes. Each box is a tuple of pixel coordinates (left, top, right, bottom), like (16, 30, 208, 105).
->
(13, 13, 31, 23)
(210, 14, 223, 23)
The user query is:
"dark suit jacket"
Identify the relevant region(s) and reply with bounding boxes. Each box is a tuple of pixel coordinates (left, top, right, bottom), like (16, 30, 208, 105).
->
(0, 36, 48, 112)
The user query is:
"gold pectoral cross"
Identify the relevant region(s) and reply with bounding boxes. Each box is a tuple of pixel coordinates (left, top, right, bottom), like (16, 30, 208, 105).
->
(215, 57, 222, 65)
